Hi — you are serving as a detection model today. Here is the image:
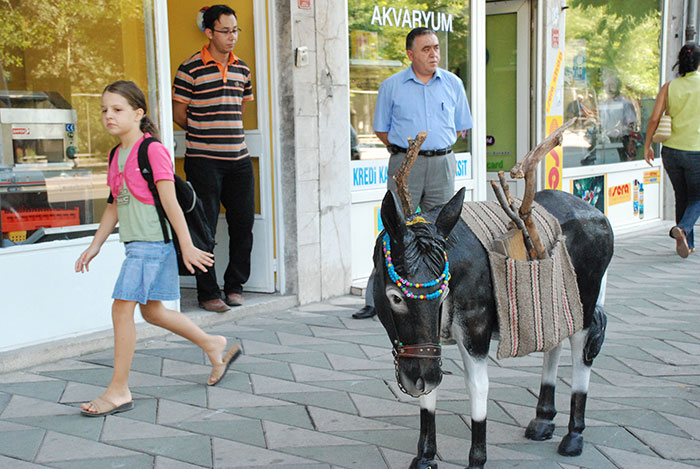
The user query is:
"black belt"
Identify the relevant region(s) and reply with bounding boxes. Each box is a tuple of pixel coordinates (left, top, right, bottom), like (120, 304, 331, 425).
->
(387, 144, 451, 157)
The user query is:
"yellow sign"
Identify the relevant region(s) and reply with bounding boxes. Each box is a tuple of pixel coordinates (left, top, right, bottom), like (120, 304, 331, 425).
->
(545, 115, 563, 190)
(545, 51, 564, 115)
(644, 170, 660, 185)
(608, 183, 631, 206)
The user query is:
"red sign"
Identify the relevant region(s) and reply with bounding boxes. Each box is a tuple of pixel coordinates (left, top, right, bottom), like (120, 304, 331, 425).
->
(12, 128, 30, 136)
(608, 183, 631, 206)
(298, 0, 311, 9)
(551, 29, 560, 48)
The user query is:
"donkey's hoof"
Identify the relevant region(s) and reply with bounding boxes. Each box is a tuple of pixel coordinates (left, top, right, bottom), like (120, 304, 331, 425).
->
(409, 456, 438, 469)
(525, 418, 555, 441)
(467, 446, 486, 469)
(558, 432, 584, 456)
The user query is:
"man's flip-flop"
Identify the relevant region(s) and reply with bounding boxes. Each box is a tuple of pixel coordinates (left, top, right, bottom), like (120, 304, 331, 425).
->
(208, 344, 242, 386)
(80, 397, 134, 417)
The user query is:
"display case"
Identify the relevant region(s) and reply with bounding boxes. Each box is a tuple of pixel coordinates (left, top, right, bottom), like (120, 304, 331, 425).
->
(0, 91, 97, 245)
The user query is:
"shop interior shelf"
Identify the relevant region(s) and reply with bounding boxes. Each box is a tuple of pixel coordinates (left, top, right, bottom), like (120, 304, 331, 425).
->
(1, 208, 80, 232)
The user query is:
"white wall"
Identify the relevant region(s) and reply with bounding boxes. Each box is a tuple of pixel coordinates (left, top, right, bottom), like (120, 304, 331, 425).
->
(0, 236, 130, 352)
(286, 1, 353, 303)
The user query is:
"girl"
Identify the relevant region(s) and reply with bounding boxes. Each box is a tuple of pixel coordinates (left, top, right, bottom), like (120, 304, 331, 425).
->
(75, 80, 240, 417)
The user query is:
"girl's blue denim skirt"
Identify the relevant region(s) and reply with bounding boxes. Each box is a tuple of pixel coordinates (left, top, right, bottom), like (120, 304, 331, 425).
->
(112, 241, 180, 304)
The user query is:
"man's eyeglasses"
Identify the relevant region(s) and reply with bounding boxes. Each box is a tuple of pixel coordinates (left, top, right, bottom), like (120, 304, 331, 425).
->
(212, 28, 241, 35)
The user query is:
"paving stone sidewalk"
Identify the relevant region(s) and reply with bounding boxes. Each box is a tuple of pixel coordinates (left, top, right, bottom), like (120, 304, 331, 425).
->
(1, 223, 699, 468)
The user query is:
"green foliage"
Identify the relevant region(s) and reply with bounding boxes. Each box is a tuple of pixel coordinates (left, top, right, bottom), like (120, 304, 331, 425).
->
(348, 0, 471, 89)
(565, 0, 661, 98)
(1, 0, 147, 157)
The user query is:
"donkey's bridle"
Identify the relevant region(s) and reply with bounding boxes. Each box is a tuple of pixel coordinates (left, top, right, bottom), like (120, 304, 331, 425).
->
(394, 343, 442, 359)
(385, 301, 443, 395)
(392, 341, 443, 396)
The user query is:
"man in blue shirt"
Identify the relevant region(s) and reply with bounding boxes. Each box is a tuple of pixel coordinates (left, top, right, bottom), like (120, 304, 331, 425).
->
(353, 27, 472, 319)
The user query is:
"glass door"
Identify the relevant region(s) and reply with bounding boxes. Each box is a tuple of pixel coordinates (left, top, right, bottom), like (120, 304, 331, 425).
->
(486, 0, 529, 199)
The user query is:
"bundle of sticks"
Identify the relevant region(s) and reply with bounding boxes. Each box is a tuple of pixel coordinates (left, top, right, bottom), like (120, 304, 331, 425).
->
(391, 119, 575, 261)
(491, 118, 575, 260)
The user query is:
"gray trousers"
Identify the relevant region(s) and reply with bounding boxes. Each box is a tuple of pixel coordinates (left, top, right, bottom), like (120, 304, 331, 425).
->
(365, 151, 456, 307)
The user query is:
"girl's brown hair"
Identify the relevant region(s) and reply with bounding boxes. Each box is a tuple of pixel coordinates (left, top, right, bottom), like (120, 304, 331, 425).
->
(103, 80, 161, 140)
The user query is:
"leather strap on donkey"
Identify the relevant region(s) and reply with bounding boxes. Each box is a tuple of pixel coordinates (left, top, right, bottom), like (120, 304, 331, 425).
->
(395, 344, 442, 359)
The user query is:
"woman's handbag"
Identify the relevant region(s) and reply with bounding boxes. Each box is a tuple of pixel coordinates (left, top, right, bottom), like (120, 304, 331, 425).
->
(652, 114, 672, 143)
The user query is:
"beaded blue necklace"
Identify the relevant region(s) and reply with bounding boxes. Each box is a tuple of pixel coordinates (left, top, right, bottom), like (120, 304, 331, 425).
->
(382, 232, 450, 300)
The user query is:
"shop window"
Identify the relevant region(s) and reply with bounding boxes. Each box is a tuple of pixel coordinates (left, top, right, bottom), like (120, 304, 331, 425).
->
(562, 1, 662, 168)
(348, 1, 471, 161)
(0, 0, 156, 247)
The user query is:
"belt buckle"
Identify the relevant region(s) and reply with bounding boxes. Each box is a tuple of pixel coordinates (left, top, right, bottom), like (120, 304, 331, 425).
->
(424, 150, 435, 157)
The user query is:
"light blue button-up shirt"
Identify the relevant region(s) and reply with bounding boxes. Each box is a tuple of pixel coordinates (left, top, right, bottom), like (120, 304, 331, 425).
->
(373, 66, 472, 150)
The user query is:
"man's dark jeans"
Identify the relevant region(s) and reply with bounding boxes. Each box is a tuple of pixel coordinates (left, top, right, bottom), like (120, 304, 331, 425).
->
(662, 146, 700, 249)
(184, 156, 255, 301)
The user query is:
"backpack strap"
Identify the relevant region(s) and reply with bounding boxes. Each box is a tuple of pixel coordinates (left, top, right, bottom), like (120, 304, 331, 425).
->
(106, 144, 119, 204)
(137, 137, 172, 244)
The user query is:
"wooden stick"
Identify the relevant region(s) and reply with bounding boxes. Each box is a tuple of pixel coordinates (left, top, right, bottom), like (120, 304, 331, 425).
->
(509, 118, 576, 259)
(490, 179, 536, 259)
(393, 132, 427, 216)
(510, 118, 576, 180)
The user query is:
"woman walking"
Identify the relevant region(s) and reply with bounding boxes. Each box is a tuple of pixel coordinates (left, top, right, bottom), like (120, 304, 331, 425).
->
(645, 43, 700, 258)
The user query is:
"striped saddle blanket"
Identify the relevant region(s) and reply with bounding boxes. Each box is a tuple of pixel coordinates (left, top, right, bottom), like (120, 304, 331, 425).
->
(460, 201, 583, 359)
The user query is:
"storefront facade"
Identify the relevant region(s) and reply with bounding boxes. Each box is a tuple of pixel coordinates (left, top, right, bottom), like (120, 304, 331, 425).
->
(349, 0, 684, 286)
(0, 0, 354, 354)
(0, 0, 690, 355)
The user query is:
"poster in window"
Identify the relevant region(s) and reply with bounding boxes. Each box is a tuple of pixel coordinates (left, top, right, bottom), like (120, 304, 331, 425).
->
(571, 175, 605, 214)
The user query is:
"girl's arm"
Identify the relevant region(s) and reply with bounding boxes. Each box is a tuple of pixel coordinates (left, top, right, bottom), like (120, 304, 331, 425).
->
(644, 82, 669, 166)
(156, 179, 215, 274)
(75, 202, 119, 273)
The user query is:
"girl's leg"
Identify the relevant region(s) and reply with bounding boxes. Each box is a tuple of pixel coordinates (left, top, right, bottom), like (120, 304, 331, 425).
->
(662, 148, 688, 226)
(82, 299, 138, 413)
(140, 300, 228, 378)
(677, 153, 700, 249)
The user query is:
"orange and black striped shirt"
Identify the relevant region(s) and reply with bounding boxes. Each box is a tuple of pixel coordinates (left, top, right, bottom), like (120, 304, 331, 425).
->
(173, 46, 254, 160)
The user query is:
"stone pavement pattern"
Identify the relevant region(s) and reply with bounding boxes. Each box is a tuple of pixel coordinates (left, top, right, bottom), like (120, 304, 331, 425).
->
(0, 225, 699, 468)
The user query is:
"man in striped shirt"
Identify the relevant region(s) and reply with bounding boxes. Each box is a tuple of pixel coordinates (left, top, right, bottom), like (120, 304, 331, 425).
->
(173, 4, 254, 313)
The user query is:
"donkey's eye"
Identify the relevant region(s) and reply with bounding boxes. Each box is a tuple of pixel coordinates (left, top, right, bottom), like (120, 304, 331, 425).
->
(385, 286, 408, 313)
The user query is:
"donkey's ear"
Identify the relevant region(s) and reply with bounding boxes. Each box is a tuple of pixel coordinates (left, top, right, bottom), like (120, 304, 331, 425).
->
(435, 187, 465, 239)
(381, 190, 408, 242)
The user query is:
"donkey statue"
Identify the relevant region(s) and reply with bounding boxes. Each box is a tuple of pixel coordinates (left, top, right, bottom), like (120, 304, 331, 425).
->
(372, 125, 613, 468)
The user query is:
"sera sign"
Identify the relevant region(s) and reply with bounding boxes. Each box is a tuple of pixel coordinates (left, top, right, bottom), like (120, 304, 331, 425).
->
(608, 183, 631, 206)
(370, 6, 454, 32)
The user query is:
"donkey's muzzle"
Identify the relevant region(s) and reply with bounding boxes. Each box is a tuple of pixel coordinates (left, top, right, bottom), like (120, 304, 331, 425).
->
(394, 343, 443, 397)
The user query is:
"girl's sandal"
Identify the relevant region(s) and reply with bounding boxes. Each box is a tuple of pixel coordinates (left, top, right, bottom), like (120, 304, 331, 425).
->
(80, 397, 134, 417)
(208, 344, 242, 386)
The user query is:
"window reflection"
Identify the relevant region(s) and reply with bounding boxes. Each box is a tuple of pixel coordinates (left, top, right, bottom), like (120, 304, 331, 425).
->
(0, 0, 154, 247)
(562, 1, 661, 168)
(348, 1, 471, 161)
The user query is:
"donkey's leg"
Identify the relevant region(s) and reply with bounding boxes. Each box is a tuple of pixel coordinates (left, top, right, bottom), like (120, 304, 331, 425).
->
(410, 391, 438, 469)
(558, 329, 590, 456)
(456, 336, 489, 469)
(525, 342, 562, 441)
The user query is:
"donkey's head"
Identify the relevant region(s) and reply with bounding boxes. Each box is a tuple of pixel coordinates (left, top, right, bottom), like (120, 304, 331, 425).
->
(373, 187, 465, 397)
